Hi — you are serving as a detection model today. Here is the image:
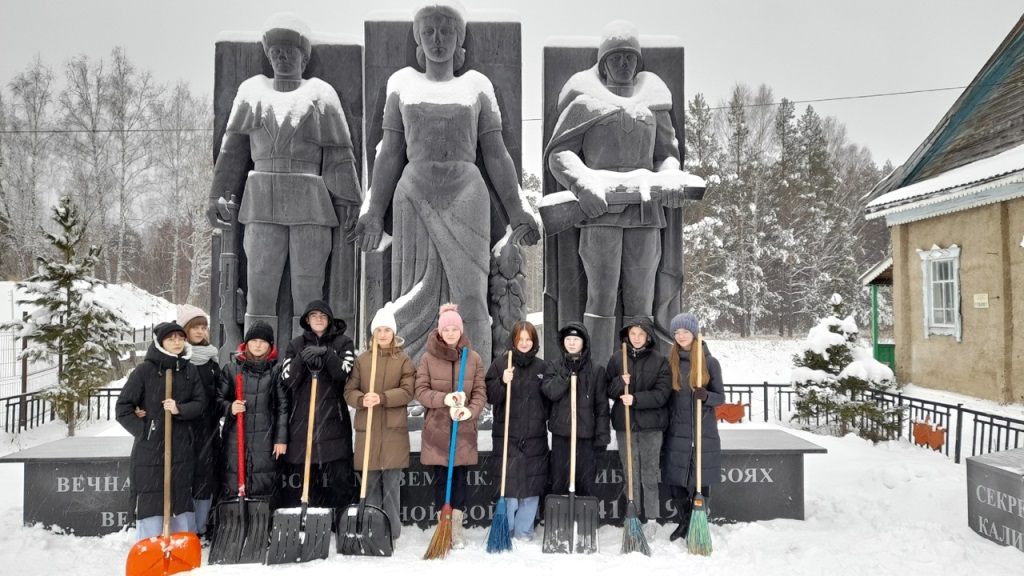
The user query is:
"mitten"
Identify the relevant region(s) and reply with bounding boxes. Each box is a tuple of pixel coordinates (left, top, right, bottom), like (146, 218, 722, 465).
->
(444, 391, 467, 407)
(449, 406, 472, 421)
(693, 387, 708, 401)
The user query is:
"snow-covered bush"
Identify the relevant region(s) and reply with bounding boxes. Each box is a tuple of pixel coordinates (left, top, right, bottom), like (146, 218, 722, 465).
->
(790, 293, 901, 441)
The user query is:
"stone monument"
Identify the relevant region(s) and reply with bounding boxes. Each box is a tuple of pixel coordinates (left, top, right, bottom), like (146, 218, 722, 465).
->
(356, 3, 539, 362)
(208, 13, 364, 358)
(540, 20, 705, 366)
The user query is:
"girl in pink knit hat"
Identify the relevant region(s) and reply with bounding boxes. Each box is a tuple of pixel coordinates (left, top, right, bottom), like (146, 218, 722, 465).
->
(413, 303, 487, 549)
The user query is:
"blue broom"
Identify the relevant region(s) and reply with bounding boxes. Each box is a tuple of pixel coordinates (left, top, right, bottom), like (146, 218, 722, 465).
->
(486, 351, 514, 553)
(424, 348, 468, 560)
(686, 333, 713, 555)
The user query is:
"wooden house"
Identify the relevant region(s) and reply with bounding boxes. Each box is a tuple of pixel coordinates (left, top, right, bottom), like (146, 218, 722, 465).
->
(864, 15, 1024, 403)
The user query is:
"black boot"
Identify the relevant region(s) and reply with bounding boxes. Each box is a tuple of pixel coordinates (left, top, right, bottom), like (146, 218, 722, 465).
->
(670, 498, 691, 542)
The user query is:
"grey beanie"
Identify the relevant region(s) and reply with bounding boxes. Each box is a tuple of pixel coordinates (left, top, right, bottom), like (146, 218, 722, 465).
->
(671, 313, 699, 335)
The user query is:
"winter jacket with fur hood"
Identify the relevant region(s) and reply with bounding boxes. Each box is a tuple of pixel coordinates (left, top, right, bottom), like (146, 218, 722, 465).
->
(414, 331, 486, 467)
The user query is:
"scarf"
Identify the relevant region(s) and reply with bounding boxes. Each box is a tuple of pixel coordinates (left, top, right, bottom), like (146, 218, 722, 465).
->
(189, 343, 218, 366)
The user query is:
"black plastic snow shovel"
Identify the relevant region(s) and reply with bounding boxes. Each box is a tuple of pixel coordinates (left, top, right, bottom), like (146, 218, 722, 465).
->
(266, 372, 333, 564)
(338, 338, 394, 556)
(209, 374, 271, 564)
(543, 373, 600, 554)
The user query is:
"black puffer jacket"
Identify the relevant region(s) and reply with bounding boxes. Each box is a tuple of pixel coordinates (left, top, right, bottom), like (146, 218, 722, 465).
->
(542, 322, 610, 446)
(115, 342, 206, 519)
(217, 344, 289, 498)
(283, 301, 356, 465)
(662, 341, 725, 488)
(189, 347, 220, 501)
(606, 318, 671, 432)
(485, 346, 552, 498)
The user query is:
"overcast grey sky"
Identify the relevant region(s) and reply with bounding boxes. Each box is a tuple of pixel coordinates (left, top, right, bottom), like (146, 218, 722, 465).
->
(2, 0, 1022, 175)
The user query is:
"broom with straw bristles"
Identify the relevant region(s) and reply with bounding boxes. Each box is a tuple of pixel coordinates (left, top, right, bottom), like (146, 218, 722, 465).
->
(686, 333, 713, 555)
(620, 342, 651, 556)
(486, 351, 514, 553)
(424, 347, 469, 560)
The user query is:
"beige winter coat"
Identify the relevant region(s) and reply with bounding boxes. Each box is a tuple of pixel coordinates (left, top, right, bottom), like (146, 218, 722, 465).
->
(414, 332, 487, 466)
(344, 346, 416, 470)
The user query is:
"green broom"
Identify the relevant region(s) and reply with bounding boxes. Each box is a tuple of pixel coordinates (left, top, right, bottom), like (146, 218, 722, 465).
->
(486, 351, 514, 553)
(620, 343, 651, 556)
(686, 333, 713, 555)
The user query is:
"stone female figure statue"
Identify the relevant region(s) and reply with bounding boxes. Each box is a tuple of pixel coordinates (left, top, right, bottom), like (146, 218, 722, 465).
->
(354, 3, 539, 362)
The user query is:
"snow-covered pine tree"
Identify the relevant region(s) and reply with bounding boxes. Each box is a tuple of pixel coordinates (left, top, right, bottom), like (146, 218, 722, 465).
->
(790, 293, 901, 442)
(2, 196, 132, 436)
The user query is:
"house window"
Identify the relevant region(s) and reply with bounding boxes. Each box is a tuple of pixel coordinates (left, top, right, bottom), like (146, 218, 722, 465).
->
(917, 244, 961, 341)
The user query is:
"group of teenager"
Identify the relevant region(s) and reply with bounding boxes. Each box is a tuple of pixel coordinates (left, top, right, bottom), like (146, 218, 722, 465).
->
(115, 300, 725, 549)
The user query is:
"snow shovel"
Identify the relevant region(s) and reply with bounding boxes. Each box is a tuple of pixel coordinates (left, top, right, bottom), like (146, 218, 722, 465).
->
(339, 338, 394, 556)
(542, 372, 600, 554)
(266, 371, 333, 564)
(208, 374, 271, 564)
(125, 370, 202, 576)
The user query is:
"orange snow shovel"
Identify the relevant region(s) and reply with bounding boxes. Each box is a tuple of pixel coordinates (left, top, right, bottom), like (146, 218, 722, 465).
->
(125, 371, 202, 576)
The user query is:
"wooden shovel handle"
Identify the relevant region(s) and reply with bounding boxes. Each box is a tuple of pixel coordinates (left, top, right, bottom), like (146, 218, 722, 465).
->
(500, 351, 512, 496)
(359, 338, 379, 500)
(622, 342, 634, 501)
(163, 369, 172, 538)
(302, 373, 318, 506)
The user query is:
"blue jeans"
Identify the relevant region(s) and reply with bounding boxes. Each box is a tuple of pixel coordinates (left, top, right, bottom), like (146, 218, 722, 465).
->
(193, 498, 212, 535)
(135, 512, 196, 542)
(506, 496, 539, 539)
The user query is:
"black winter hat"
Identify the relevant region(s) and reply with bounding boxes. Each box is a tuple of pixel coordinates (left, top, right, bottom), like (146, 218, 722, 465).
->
(558, 322, 590, 352)
(299, 299, 334, 331)
(154, 321, 186, 345)
(244, 320, 275, 346)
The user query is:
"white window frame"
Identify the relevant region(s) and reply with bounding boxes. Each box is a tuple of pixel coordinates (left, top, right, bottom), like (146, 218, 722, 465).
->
(916, 244, 961, 341)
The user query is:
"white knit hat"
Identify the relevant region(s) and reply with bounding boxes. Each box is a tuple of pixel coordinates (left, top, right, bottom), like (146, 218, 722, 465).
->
(370, 304, 404, 346)
(176, 304, 207, 329)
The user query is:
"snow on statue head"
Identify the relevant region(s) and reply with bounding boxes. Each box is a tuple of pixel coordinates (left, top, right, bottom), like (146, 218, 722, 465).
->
(597, 20, 644, 82)
(413, 1, 468, 71)
(261, 12, 312, 66)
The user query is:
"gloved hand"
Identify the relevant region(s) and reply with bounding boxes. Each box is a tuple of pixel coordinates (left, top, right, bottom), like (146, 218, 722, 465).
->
(300, 346, 327, 365)
(305, 354, 324, 372)
(443, 391, 467, 407)
(693, 387, 708, 401)
(449, 406, 472, 421)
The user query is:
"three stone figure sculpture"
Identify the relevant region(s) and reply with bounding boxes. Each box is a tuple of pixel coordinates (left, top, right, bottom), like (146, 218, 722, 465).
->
(354, 3, 540, 362)
(209, 13, 362, 348)
(542, 20, 704, 365)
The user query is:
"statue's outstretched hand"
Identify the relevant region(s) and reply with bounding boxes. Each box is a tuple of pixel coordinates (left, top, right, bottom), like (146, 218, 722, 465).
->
(350, 213, 383, 252)
(574, 184, 608, 219)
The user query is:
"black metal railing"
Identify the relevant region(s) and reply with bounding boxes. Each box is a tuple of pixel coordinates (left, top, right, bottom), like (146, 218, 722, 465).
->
(2, 382, 1021, 464)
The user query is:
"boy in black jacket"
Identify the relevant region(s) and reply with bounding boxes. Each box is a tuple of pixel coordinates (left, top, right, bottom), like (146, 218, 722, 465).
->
(541, 322, 610, 498)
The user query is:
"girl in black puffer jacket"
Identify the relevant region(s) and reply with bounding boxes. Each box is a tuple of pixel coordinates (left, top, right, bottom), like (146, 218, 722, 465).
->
(216, 320, 290, 508)
(542, 322, 610, 499)
(485, 321, 553, 541)
(116, 322, 207, 543)
(606, 317, 671, 523)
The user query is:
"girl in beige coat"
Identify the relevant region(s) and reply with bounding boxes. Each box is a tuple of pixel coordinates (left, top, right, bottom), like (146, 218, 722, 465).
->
(414, 303, 487, 549)
(344, 306, 416, 540)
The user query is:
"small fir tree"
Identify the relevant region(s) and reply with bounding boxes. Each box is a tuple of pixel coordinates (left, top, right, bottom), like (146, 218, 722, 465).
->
(2, 196, 132, 436)
(790, 293, 901, 441)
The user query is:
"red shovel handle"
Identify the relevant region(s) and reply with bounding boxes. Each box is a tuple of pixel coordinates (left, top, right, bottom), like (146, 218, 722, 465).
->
(235, 373, 246, 498)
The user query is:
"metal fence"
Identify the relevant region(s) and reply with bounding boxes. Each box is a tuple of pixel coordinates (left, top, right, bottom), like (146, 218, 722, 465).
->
(2, 379, 1022, 463)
